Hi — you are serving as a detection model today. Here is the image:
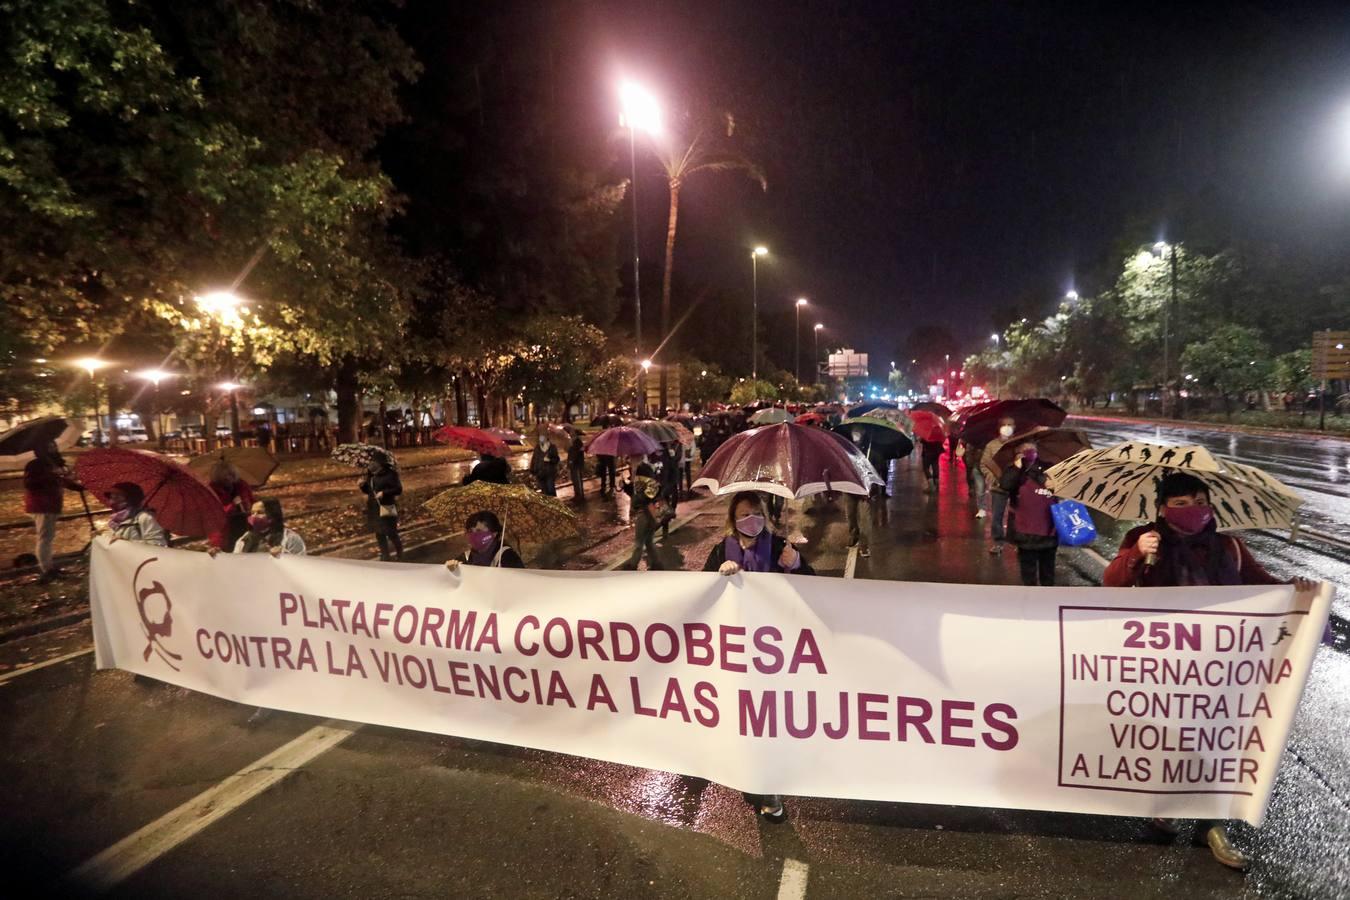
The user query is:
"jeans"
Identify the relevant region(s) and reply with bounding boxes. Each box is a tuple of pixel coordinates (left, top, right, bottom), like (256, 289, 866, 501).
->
(990, 492, 1009, 543)
(967, 462, 985, 502)
(538, 473, 557, 497)
(1017, 546, 1057, 585)
(373, 516, 404, 561)
(621, 511, 665, 570)
(34, 513, 58, 572)
(922, 455, 940, 482)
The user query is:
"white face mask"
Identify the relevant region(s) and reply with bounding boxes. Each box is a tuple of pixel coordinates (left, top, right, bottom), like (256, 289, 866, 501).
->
(999, 425, 1015, 438)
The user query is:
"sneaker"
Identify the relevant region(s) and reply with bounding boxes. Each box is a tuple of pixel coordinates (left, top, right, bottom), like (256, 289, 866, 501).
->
(975, 509, 987, 519)
(1205, 824, 1249, 870)
(759, 801, 787, 823)
(859, 547, 871, 558)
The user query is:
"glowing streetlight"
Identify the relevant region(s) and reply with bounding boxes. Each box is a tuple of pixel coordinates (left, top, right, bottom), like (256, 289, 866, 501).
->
(195, 291, 245, 318)
(619, 80, 660, 415)
(640, 359, 652, 372)
(1065, 290, 1079, 302)
(72, 358, 111, 444)
(794, 297, 808, 383)
(1151, 240, 1180, 414)
(750, 246, 769, 380)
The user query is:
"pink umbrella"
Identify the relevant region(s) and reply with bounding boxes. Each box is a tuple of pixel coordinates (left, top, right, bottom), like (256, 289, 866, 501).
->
(585, 426, 660, 457)
(692, 422, 883, 500)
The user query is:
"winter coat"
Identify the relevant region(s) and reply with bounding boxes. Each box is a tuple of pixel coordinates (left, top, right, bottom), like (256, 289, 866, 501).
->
(702, 534, 815, 575)
(109, 509, 168, 546)
(234, 528, 307, 556)
(23, 458, 76, 515)
(1103, 523, 1279, 588)
(530, 444, 560, 479)
(361, 468, 403, 521)
(464, 454, 510, 485)
(1002, 464, 1057, 550)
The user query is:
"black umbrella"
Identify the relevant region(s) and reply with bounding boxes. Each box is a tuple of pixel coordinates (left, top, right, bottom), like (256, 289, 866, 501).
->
(0, 416, 74, 456)
(846, 401, 900, 418)
(910, 401, 952, 418)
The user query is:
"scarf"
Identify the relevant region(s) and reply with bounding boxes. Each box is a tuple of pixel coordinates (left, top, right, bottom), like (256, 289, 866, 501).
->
(109, 507, 135, 528)
(467, 537, 503, 567)
(724, 531, 772, 572)
(1153, 519, 1241, 587)
(240, 527, 284, 554)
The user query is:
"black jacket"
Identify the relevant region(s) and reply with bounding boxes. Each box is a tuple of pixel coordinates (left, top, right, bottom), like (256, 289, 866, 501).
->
(360, 468, 403, 518)
(530, 444, 560, 478)
(464, 454, 510, 485)
(462, 545, 525, 568)
(623, 462, 661, 513)
(702, 535, 815, 575)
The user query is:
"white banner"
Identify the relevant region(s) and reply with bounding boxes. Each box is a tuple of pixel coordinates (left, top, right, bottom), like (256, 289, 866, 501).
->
(89, 539, 1333, 825)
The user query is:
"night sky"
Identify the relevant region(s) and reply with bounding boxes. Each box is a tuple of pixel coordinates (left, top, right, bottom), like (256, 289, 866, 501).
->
(393, 0, 1350, 371)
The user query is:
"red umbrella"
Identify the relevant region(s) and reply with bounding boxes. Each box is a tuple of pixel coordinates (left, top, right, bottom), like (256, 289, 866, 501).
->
(692, 422, 883, 500)
(585, 426, 660, 457)
(794, 412, 829, 427)
(75, 448, 225, 538)
(908, 410, 948, 444)
(433, 425, 508, 457)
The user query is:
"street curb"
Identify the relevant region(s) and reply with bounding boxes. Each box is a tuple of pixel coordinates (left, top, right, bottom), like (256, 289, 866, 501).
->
(0, 609, 90, 642)
(1067, 412, 1350, 443)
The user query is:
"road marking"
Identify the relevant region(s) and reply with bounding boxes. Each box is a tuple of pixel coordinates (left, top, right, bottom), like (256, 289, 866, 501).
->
(0, 647, 94, 684)
(844, 545, 859, 579)
(67, 721, 358, 892)
(1080, 547, 1109, 568)
(777, 858, 809, 900)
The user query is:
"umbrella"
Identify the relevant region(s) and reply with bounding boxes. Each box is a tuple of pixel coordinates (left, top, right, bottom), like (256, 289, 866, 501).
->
(1045, 441, 1302, 530)
(694, 422, 884, 500)
(629, 420, 684, 444)
(794, 412, 829, 427)
(907, 410, 948, 444)
(0, 416, 82, 456)
(586, 426, 660, 458)
(433, 425, 509, 457)
(75, 448, 226, 538)
(665, 413, 697, 426)
(959, 399, 1066, 446)
(423, 482, 580, 544)
(749, 407, 795, 425)
(666, 421, 697, 447)
(485, 427, 525, 445)
(990, 427, 1092, 475)
(331, 443, 399, 470)
(186, 446, 280, 487)
(834, 417, 916, 459)
(846, 401, 899, 418)
(909, 401, 952, 418)
(590, 412, 627, 428)
(530, 425, 572, 452)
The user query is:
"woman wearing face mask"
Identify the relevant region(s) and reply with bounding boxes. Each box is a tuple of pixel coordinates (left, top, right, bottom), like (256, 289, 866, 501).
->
(359, 453, 404, 561)
(702, 491, 814, 823)
(981, 418, 1018, 554)
(999, 442, 1059, 586)
(103, 482, 168, 546)
(529, 431, 560, 497)
(444, 511, 524, 570)
(1102, 471, 1314, 870)
(211, 498, 306, 557)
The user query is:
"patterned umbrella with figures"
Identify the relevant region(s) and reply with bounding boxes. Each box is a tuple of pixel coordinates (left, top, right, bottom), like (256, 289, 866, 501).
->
(1046, 441, 1302, 530)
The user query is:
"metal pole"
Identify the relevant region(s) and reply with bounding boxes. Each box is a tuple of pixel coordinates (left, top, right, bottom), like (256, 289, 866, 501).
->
(751, 254, 759, 382)
(1320, 327, 1329, 431)
(629, 125, 644, 416)
(794, 303, 801, 385)
(813, 329, 819, 385)
(1163, 245, 1177, 417)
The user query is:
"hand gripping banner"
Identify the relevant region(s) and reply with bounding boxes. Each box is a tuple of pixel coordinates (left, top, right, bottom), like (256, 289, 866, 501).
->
(89, 539, 1333, 825)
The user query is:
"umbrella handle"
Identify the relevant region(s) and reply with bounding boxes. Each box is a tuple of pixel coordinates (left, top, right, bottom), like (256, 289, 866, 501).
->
(78, 489, 97, 535)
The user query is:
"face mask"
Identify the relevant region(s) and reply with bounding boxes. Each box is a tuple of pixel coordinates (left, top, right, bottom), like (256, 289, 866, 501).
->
(1164, 504, 1213, 535)
(107, 495, 128, 512)
(248, 515, 272, 532)
(468, 530, 497, 552)
(735, 514, 765, 538)
(1021, 449, 1038, 465)
(999, 425, 1015, 438)
(850, 429, 863, 443)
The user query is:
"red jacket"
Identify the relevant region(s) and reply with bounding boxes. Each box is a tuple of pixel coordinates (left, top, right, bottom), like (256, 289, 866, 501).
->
(1103, 524, 1282, 588)
(23, 458, 75, 515)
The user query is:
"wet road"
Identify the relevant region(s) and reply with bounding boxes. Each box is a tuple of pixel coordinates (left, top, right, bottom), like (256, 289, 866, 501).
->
(0, 418, 1346, 898)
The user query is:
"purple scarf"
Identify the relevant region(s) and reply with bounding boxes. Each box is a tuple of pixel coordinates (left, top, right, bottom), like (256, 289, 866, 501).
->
(724, 532, 772, 572)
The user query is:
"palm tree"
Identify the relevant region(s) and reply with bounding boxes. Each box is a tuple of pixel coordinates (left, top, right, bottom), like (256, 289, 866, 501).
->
(653, 117, 765, 411)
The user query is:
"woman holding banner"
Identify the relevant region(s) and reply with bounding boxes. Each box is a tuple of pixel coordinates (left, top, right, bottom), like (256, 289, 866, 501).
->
(1102, 471, 1316, 870)
(444, 511, 524, 569)
(703, 491, 815, 822)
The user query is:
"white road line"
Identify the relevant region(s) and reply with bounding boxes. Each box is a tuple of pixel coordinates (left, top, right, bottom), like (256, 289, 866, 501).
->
(777, 858, 810, 900)
(0, 647, 94, 685)
(1080, 546, 1109, 568)
(67, 721, 358, 892)
(844, 545, 859, 579)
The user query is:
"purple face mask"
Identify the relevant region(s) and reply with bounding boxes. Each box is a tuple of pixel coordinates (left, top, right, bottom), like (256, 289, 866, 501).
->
(1021, 449, 1039, 465)
(735, 514, 766, 538)
(467, 530, 497, 552)
(1164, 504, 1213, 535)
(247, 515, 272, 532)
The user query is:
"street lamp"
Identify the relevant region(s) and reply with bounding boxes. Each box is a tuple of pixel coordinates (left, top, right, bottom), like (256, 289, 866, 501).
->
(1151, 241, 1180, 415)
(619, 80, 661, 415)
(813, 323, 824, 385)
(794, 297, 808, 383)
(751, 246, 769, 381)
(1065, 290, 1079, 302)
(73, 357, 110, 446)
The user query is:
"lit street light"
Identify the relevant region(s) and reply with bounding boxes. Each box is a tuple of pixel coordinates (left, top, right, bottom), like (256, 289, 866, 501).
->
(750, 246, 769, 381)
(619, 80, 661, 415)
(794, 297, 808, 383)
(812, 323, 824, 385)
(73, 357, 110, 445)
(1151, 240, 1181, 416)
(1065, 290, 1079, 302)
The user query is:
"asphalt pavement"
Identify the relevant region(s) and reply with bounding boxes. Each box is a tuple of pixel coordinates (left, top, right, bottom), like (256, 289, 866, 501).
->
(0, 418, 1347, 899)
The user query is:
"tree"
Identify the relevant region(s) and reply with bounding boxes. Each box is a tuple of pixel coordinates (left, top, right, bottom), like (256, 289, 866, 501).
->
(681, 360, 732, 409)
(1272, 349, 1313, 397)
(508, 315, 619, 422)
(1179, 325, 1271, 418)
(887, 368, 907, 395)
(652, 108, 766, 410)
(729, 379, 778, 405)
